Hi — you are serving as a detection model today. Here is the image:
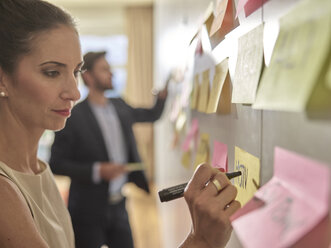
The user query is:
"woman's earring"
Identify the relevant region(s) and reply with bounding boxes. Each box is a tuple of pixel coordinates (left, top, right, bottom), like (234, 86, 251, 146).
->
(0, 91, 6, 97)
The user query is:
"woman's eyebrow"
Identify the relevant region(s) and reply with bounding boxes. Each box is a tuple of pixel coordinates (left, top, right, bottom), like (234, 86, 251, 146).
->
(39, 61, 66, 67)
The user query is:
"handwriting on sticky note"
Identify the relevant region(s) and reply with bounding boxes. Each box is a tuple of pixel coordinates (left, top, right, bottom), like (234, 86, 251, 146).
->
(234, 160, 248, 189)
(234, 146, 260, 206)
(232, 24, 264, 104)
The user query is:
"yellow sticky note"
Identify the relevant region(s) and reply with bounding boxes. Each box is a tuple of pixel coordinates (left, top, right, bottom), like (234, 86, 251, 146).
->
(175, 112, 187, 133)
(203, 2, 214, 34)
(326, 61, 331, 90)
(197, 70, 210, 113)
(253, 0, 331, 112)
(232, 24, 264, 104)
(216, 74, 231, 114)
(206, 60, 231, 114)
(233, 146, 260, 206)
(181, 150, 191, 169)
(194, 133, 210, 169)
(190, 74, 200, 110)
(126, 163, 144, 172)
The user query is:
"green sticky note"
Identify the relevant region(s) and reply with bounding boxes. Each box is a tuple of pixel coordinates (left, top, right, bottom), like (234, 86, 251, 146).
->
(253, 0, 331, 112)
(232, 24, 264, 104)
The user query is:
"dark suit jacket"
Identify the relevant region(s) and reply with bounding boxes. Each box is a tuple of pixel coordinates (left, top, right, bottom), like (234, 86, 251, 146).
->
(49, 97, 165, 223)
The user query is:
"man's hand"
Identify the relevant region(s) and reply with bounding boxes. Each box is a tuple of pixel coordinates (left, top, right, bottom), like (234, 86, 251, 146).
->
(99, 162, 126, 181)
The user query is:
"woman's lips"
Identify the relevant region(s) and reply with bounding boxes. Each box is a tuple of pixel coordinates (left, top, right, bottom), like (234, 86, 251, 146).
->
(53, 109, 71, 117)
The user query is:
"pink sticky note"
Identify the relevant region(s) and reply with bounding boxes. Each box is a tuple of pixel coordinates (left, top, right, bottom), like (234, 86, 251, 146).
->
(235, 0, 248, 18)
(211, 141, 228, 172)
(244, 0, 269, 17)
(231, 147, 330, 248)
(181, 119, 199, 152)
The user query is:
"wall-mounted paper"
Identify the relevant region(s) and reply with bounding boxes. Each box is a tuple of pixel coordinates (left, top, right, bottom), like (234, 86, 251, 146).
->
(181, 119, 199, 152)
(190, 74, 200, 110)
(206, 59, 231, 114)
(197, 70, 210, 113)
(189, 2, 213, 45)
(234, 146, 260, 206)
(181, 150, 191, 169)
(326, 60, 331, 90)
(194, 133, 210, 169)
(204, 12, 214, 35)
(307, 60, 331, 113)
(211, 141, 228, 172)
(210, 0, 235, 41)
(236, 0, 268, 18)
(231, 147, 330, 248)
(126, 162, 145, 172)
(175, 112, 187, 133)
(232, 24, 264, 104)
(253, 0, 331, 112)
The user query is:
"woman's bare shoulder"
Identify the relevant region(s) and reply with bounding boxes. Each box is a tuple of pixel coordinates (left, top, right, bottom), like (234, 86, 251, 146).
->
(0, 176, 48, 248)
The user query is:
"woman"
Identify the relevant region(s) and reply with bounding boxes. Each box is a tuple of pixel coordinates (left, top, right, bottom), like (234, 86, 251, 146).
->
(0, 0, 240, 247)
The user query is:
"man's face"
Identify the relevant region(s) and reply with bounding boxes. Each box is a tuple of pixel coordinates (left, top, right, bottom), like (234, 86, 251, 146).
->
(90, 57, 113, 91)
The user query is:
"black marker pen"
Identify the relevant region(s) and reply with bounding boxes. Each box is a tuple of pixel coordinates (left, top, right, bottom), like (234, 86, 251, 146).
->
(158, 171, 242, 202)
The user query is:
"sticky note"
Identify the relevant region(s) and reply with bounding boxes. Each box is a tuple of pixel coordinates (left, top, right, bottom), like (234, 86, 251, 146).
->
(197, 70, 210, 113)
(175, 112, 187, 133)
(190, 74, 200, 110)
(236, 0, 268, 18)
(231, 147, 330, 248)
(206, 59, 231, 114)
(181, 119, 199, 152)
(194, 133, 210, 169)
(126, 163, 144, 172)
(253, 0, 331, 112)
(211, 141, 228, 172)
(232, 24, 264, 104)
(203, 2, 214, 32)
(233, 146, 260, 206)
(326, 60, 331, 90)
(181, 150, 191, 169)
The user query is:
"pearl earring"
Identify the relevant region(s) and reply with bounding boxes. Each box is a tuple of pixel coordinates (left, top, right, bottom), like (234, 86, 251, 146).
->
(0, 92, 6, 97)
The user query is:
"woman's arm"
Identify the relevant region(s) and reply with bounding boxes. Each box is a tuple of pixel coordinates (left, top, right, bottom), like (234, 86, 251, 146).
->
(0, 176, 49, 248)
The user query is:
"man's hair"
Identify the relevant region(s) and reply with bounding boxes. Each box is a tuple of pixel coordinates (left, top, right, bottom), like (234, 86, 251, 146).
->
(0, 0, 76, 74)
(82, 51, 107, 72)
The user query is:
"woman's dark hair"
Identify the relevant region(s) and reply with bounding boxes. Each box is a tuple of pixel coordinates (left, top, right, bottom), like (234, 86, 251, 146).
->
(0, 0, 77, 73)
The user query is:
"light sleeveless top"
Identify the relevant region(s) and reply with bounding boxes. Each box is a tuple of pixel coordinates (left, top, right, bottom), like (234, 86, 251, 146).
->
(0, 160, 75, 248)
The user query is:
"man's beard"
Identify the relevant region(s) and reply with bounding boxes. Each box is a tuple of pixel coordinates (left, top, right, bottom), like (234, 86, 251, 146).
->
(93, 77, 112, 92)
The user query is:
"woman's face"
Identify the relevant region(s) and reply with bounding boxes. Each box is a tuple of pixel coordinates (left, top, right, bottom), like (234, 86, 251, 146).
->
(3, 25, 82, 132)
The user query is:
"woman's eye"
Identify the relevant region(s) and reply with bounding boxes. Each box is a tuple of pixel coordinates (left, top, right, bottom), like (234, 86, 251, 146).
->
(43, 70, 60, 78)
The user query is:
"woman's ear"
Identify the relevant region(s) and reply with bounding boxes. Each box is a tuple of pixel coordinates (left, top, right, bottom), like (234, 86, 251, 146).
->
(81, 71, 94, 87)
(0, 67, 9, 97)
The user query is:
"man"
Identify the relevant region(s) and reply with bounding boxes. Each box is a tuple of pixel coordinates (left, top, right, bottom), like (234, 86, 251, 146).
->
(50, 51, 168, 248)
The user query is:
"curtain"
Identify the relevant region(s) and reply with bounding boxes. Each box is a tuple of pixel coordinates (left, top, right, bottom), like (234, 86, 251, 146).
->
(125, 6, 155, 182)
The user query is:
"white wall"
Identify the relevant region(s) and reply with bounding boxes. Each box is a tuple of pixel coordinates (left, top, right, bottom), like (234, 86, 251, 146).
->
(153, 0, 331, 247)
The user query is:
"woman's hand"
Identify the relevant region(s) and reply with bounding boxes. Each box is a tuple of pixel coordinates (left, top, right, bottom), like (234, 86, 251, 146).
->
(180, 164, 241, 248)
